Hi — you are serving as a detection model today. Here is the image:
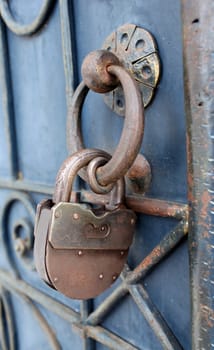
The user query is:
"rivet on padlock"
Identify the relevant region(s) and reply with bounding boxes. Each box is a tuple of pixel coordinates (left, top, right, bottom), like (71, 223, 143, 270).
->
(34, 148, 136, 300)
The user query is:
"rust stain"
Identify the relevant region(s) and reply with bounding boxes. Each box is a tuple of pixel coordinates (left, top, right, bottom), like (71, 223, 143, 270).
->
(200, 305, 214, 328)
(200, 191, 210, 219)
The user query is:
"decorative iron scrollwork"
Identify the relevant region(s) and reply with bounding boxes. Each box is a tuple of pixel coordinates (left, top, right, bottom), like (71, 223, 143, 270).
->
(0, 191, 36, 274)
(0, 0, 55, 36)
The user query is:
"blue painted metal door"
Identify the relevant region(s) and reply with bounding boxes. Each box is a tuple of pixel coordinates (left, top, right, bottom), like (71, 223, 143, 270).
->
(0, 1, 189, 349)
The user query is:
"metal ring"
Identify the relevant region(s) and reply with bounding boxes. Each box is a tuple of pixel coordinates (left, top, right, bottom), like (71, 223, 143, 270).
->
(53, 148, 111, 204)
(0, 0, 55, 36)
(67, 63, 144, 187)
(87, 156, 114, 194)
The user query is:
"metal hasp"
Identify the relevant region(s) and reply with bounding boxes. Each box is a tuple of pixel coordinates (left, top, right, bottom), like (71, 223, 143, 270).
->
(102, 23, 160, 116)
(182, 0, 214, 348)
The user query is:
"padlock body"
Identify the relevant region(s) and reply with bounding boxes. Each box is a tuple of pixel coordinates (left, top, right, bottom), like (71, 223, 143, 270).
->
(34, 200, 136, 299)
(47, 246, 129, 300)
(34, 199, 54, 286)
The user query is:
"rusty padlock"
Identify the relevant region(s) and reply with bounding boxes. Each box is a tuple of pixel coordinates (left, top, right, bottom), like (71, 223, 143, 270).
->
(34, 148, 136, 300)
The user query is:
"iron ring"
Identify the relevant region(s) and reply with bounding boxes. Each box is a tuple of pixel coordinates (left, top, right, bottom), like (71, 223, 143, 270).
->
(87, 156, 114, 194)
(54, 148, 112, 204)
(67, 51, 144, 188)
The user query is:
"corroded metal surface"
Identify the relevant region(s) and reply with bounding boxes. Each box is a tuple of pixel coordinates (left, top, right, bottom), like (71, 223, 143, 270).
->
(182, 0, 214, 348)
(81, 191, 187, 219)
(68, 48, 152, 194)
(46, 247, 129, 300)
(102, 23, 160, 116)
(48, 202, 135, 250)
(69, 50, 145, 187)
(34, 148, 136, 300)
(81, 50, 120, 93)
(1, 192, 188, 349)
(126, 153, 152, 194)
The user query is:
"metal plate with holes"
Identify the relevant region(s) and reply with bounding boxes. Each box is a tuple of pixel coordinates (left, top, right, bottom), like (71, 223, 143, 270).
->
(103, 23, 160, 116)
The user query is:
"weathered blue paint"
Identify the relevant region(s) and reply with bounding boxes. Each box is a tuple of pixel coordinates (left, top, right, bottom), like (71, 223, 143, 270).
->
(0, 1, 189, 349)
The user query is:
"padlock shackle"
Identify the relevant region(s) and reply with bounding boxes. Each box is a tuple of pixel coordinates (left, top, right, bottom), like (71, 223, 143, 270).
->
(53, 149, 125, 209)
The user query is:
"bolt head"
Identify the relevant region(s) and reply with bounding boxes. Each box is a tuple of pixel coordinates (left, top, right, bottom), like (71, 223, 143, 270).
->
(14, 239, 26, 255)
(131, 218, 135, 225)
(73, 213, 79, 220)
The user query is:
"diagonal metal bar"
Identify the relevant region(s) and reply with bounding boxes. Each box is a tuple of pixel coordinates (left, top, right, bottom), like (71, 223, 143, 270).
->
(0, 270, 137, 350)
(86, 220, 187, 326)
(0, 291, 14, 350)
(21, 295, 61, 350)
(0, 288, 15, 350)
(120, 267, 183, 350)
(86, 284, 127, 326)
(0, 297, 8, 350)
(0, 270, 80, 324)
(85, 325, 140, 350)
(127, 283, 183, 350)
(126, 220, 188, 284)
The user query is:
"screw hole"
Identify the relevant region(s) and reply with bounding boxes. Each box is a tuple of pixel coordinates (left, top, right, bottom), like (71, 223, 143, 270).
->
(198, 101, 203, 107)
(120, 33, 128, 44)
(141, 65, 152, 79)
(135, 39, 145, 49)
(192, 18, 199, 24)
(116, 99, 124, 108)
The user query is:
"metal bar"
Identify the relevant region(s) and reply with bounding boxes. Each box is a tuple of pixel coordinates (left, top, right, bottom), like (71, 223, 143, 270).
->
(85, 325, 140, 350)
(182, 1, 214, 348)
(1, 289, 15, 350)
(81, 190, 188, 219)
(78, 220, 188, 327)
(59, 0, 76, 106)
(0, 180, 187, 219)
(0, 297, 8, 350)
(0, 19, 18, 179)
(0, 178, 53, 194)
(59, 0, 81, 191)
(127, 220, 188, 284)
(0, 290, 15, 350)
(127, 284, 183, 350)
(80, 300, 95, 350)
(21, 295, 61, 350)
(86, 284, 127, 326)
(0, 270, 80, 324)
(125, 196, 187, 220)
